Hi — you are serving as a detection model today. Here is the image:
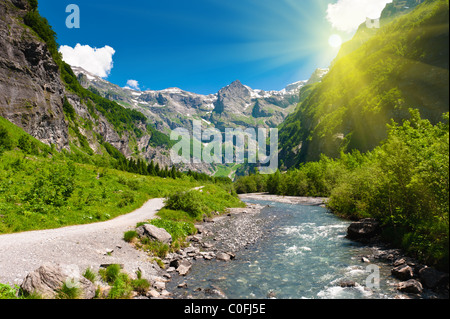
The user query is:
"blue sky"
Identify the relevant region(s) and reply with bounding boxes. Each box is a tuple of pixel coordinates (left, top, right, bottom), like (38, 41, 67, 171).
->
(38, 0, 391, 94)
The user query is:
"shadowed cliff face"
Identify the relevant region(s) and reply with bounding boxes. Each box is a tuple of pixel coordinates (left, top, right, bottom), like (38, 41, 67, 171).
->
(0, 0, 69, 149)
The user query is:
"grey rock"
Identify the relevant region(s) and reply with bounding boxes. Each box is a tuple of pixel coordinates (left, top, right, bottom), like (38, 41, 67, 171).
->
(397, 279, 423, 294)
(20, 263, 96, 299)
(392, 264, 414, 281)
(216, 252, 231, 261)
(177, 260, 192, 276)
(136, 224, 172, 244)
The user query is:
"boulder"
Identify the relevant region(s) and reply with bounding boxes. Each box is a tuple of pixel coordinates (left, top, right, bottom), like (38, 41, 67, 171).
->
(216, 252, 231, 261)
(397, 280, 423, 294)
(391, 264, 414, 281)
(20, 263, 96, 299)
(418, 266, 449, 289)
(137, 224, 172, 244)
(347, 218, 380, 240)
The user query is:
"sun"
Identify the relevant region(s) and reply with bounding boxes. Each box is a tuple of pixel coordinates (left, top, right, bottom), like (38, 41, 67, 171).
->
(328, 34, 343, 48)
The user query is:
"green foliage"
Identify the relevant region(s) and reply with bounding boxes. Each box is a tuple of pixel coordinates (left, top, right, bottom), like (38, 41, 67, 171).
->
(0, 283, 19, 299)
(131, 278, 150, 295)
(62, 96, 76, 120)
(123, 230, 138, 243)
(165, 190, 208, 219)
(101, 264, 121, 284)
(27, 0, 38, 11)
(239, 110, 449, 269)
(107, 273, 132, 299)
(56, 282, 81, 299)
(0, 126, 13, 153)
(279, 0, 449, 167)
(83, 268, 96, 283)
(150, 218, 197, 242)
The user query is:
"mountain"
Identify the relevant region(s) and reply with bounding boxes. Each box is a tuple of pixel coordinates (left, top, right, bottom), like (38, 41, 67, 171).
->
(278, 0, 449, 168)
(73, 66, 325, 135)
(0, 0, 327, 177)
(0, 0, 209, 173)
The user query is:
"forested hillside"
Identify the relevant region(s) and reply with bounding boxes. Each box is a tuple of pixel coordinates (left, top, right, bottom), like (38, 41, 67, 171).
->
(279, 0, 449, 167)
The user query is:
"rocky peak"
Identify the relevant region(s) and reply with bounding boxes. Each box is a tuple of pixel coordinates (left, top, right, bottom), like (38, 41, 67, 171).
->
(214, 80, 252, 114)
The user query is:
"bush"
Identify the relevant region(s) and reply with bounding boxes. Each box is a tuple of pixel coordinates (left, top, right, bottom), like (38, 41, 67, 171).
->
(0, 126, 13, 152)
(164, 190, 207, 219)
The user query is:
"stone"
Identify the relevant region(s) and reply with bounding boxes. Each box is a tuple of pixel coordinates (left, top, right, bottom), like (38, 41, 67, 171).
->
(393, 258, 406, 267)
(177, 260, 192, 276)
(361, 257, 371, 263)
(136, 224, 172, 244)
(397, 280, 423, 294)
(20, 263, 96, 299)
(216, 252, 231, 261)
(347, 218, 380, 240)
(339, 280, 356, 288)
(391, 264, 414, 281)
(195, 225, 206, 234)
(169, 257, 182, 269)
(202, 242, 214, 249)
(147, 289, 160, 298)
(418, 266, 449, 289)
(178, 282, 188, 289)
(166, 267, 176, 273)
(153, 281, 166, 291)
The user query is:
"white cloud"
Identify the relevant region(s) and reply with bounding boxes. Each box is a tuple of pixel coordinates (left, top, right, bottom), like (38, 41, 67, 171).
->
(326, 0, 392, 33)
(59, 44, 115, 78)
(125, 79, 140, 90)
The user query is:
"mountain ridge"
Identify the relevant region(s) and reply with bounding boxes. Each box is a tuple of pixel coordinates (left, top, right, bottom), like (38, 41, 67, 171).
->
(73, 65, 327, 134)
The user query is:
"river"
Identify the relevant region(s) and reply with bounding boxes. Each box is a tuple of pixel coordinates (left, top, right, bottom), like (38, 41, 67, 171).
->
(167, 198, 421, 299)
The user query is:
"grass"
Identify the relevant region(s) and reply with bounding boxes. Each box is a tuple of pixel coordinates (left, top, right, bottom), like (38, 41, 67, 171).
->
(0, 149, 201, 234)
(126, 183, 245, 259)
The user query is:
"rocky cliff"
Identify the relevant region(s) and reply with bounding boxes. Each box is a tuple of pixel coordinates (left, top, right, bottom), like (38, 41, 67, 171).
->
(0, 0, 68, 149)
(0, 0, 207, 172)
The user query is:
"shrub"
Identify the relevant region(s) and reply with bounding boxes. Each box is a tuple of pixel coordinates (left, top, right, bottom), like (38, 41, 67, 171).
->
(164, 190, 207, 219)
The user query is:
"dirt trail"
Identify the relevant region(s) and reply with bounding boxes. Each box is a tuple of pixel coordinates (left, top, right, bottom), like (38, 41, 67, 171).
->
(0, 198, 165, 286)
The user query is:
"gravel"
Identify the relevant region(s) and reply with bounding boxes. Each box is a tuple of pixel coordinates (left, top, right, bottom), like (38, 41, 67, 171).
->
(0, 198, 165, 286)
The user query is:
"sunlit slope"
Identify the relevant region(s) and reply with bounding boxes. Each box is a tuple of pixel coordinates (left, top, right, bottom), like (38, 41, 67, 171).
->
(279, 0, 449, 167)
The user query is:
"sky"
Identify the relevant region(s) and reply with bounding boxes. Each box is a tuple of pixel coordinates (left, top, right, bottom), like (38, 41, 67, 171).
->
(38, 0, 392, 94)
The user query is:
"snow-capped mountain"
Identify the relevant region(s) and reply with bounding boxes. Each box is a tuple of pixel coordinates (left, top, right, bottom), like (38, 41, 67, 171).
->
(73, 66, 327, 133)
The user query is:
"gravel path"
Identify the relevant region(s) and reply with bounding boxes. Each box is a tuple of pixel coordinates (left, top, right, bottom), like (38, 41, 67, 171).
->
(0, 198, 165, 286)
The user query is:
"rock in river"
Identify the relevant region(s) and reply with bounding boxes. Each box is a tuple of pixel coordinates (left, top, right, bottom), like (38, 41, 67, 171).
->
(347, 218, 380, 240)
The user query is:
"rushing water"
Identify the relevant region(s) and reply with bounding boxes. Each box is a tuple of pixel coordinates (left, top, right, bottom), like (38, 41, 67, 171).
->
(169, 199, 411, 299)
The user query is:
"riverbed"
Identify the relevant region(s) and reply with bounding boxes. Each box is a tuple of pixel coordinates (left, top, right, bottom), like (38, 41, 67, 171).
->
(167, 197, 428, 299)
